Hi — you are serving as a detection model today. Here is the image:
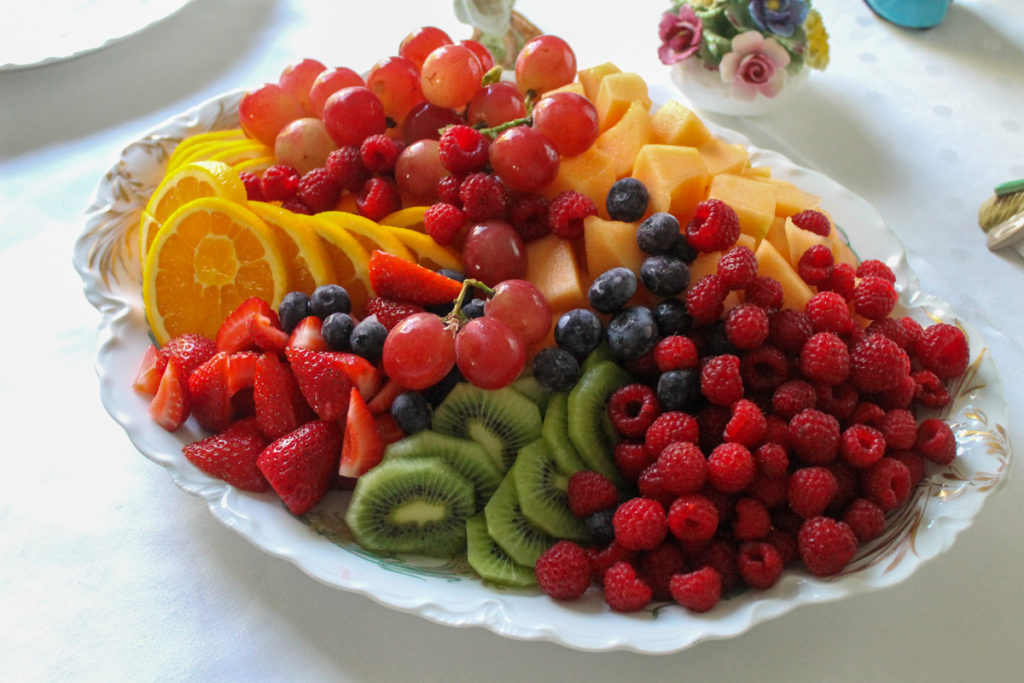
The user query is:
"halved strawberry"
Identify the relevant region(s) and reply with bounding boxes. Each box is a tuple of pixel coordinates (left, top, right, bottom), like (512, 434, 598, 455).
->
(287, 316, 329, 351)
(366, 379, 406, 415)
(226, 351, 260, 395)
(188, 352, 233, 432)
(339, 387, 385, 478)
(285, 347, 352, 421)
(216, 297, 282, 353)
(367, 250, 463, 306)
(254, 352, 315, 440)
(134, 344, 168, 396)
(374, 411, 405, 446)
(248, 313, 290, 354)
(257, 419, 343, 515)
(333, 352, 382, 400)
(182, 417, 269, 492)
(363, 296, 425, 330)
(149, 357, 190, 431)
(160, 333, 217, 376)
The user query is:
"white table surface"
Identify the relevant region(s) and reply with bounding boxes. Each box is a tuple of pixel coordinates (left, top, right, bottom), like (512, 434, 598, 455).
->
(2, 0, 1022, 679)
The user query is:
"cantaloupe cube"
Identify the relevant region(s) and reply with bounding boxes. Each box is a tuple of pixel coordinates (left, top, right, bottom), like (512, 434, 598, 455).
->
(595, 100, 654, 177)
(757, 178, 820, 217)
(830, 225, 860, 267)
(595, 73, 652, 132)
(784, 217, 833, 268)
(541, 81, 586, 98)
(707, 173, 776, 240)
(631, 144, 708, 223)
(578, 62, 621, 101)
(754, 239, 814, 312)
(764, 216, 788, 258)
(743, 165, 772, 179)
(543, 146, 617, 217)
(525, 233, 588, 312)
(583, 215, 646, 281)
(650, 100, 712, 147)
(697, 138, 749, 176)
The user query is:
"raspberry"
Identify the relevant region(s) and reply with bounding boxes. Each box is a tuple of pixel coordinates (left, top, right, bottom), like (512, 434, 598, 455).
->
(692, 539, 740, 591)
(547, 190, 597, 240)
(850, 400, 886, 426)
(876, 372, 917, 410)
(716, 245, 758, 290)
(636, 462, 675, 510)
(613, 439, 654, 483)
(737, 540, 784, 589)
(436, 174, 462, 206)
(438, 125, 489, 176)
(819, 262, 857, 300)
(747, 472, 790, 509)
(697, 404, 730, 453)
(849, 334, 910, 393)
(912, 369, 951, 409)
(669, 566, 722, 612)
(744, 276, 784, 312)
(567, 470, 620, 518)
(853, 276, 898, 320)
(787, 466, 838, 518)
(768, 528, 799, 565)
(856, 259, 896, 283)
(297, 167, 342, 213)
(508, 193, 550, 242)
(865, 316, 913, 351)
(260, 164, 300, 201)
(915, 323, 969, 380)
(624, 348, 660, 384)
(667, 493, 720, 543)
(788, 409, 840, 465)
(861, 457, 912, 511)
(325, 146, 369, 192)
(790, 209, 831, 236)
(356, 176, 401, 221)
(653, 335, 699, 373)
(827, 461, 859, 514)
(839, 423, 886, 469)
(805, 291, 853, 334)
(815, 383, 859, 423)
(889, 449, 926, 488)
(535, 540, 592, 601)
(607, 383, 661, 439)
(280, 196, 312, 215)
(612, 497, 668, 550)
(797, 244, 834, 286)
(587, 541, 635, 585)
(873, 408, 917, 450)
(602, 561, 653, 612)
(637, 541, 687, 601)
(700, 354, 744, 407)
(423, 202, 466, 246)
(740, 345, 789, 393)
(656, 441, 707, 495)
(359, 133, 402, 174)
(916, 418, 957, 465)
(797, 516, 858, 576)
(644, 411, 700, 458)
(763, 415, 791, 449)
(239, 171, 264, 201)
(686, 198, 741, 252)
(797, 331, 850, 387)
(724, 303, 770, 350)
(899, 316, 925, 349)
(459, 172, 508, 220)
(771, 380, 817, 420)
(706, 442, 756, 494)
(769, 308, 814, 356)
(685, 274, 727, 325)
(754, 442, 789, 477)
(723, 399, 766, 448)
(842, 498, 886, 543)
(732, 497, 771, 541)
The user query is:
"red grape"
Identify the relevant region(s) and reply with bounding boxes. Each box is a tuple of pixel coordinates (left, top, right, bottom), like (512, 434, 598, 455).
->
(394, 139, 448, 205)
(238, 83, 305, 146)
(455, 316, 526, 390)
(399, 26, 453, 71)
(484, 279, 553, 345)
(531, 91, 599, 157)
(308, 67, 365, 117)
(278, 58, 327, 115)
(366, 56, 427, 126)
(401, 101, 463, 143)
(460, 39, 495, 72)
(322, 86, 387, 148)
(381, 312, 457, 390)
(515, 35, 577, 94)
(461, 219, 527, 286)
(420, 44, 484, 109)
(488, 126, 559, 193)
(274, 117, 337, 175)
(466, 82, 527, 128)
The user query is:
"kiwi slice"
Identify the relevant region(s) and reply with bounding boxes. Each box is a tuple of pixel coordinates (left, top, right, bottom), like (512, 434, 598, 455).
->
(344, 457, 475, 558)
(383, 430, 503, 512)
(513, 439, 591, 542)
(432, 383, 542, 472)
(541, 392, 588, 476)
(511, 375, 551, 413)
(580, 342, 614, 374)
(466, 513, 537, 588)
(483, 473, 554, 568)
(567, 360, 633, 486)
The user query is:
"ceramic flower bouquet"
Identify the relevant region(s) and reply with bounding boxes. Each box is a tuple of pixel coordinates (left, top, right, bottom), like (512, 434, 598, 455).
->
(660, 0, 829, 114)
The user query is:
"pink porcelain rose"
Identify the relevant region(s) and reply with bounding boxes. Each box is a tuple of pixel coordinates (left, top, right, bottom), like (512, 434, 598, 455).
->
(719, 30, 791, 100)
(658, 4, 702, 65)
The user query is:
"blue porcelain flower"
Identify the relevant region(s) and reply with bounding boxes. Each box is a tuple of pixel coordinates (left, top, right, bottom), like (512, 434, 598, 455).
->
(748, 0, 809, 38)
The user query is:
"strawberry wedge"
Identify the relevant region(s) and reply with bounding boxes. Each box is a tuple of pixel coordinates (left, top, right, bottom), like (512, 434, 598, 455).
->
(339, 388, 385, 478)
(257, 420, 343, 516)
(367, 250, 463, 306)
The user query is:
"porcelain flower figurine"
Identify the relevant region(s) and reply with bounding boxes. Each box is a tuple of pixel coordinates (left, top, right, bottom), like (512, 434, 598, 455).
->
(719, 30, 790, 100)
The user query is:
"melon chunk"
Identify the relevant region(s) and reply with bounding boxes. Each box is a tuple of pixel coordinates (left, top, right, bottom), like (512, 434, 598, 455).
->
(583, 215, 646, 281)
(785, 217, 832, 268)
(754, 239, 814, 312)
(541, 81, 586, 98)
(543, 146, 617, 217)
(764, 216, 788, 259)
(697, 138, 750, 177)
(595, 100, 654, 178)
(756, 177, 820, 217)
(578, 62, 621, 101)
(525, 233, 588, 312)
(631, 144, 708, 223)
(595, 73, 652, 132)
(830, 226, 860, 268)
(707, 173, 776, 240)
(650, 100, 712, 147)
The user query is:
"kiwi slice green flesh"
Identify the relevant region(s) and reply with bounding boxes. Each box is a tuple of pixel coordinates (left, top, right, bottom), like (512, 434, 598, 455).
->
(511, 375, 551, 413)
(580, 342, 614, 374)
(466, 513, 537, 588)
(483, 473, 554, 568)
(567, 360, 633, 486)
(432, 383, 542, 473)
(344, 457, 475, 558)
(541, 392, 588, 476)
(383, 430, 503, 512)
(513, 439, 591, 542)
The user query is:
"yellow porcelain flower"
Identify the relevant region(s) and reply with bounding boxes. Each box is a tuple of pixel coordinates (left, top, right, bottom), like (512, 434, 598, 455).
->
(804, 8, 830, 70)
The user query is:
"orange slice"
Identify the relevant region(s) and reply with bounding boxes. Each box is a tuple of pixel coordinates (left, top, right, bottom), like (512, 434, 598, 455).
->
(316, 211, 413, 261)
(384, 225, 462, 272)
(379, 206, 429, 230)
(248, 201, 336, 295)
(305, 215, 373, 314)
(143, 197, 287, 345)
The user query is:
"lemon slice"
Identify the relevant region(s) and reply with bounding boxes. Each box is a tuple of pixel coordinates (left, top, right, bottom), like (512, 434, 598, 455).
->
(143, 197, 287, 345)
(316, 210, 413, 261)
(384, 225, 462, 272)
(205, 139, 274, 166)
(166, 129, 247, 171)
(305, 215, 373, 313)
(379, 206, 429, 230)
(248, 201, 336, 295)
(232, 155, 275, 175)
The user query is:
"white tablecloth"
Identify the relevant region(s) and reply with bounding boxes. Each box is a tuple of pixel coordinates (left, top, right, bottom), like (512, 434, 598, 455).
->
(2, 0, 1022, 679)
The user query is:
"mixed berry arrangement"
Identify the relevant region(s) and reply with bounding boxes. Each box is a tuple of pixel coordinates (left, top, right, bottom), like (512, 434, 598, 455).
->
(132, 24, 972, 616)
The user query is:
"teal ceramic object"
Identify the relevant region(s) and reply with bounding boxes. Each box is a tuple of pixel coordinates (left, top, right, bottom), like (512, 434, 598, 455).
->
(864, 0, 950, 28)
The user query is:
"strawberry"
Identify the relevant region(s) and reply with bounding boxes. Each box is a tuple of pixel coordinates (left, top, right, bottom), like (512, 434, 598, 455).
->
(285, 347, 353, 421)
(332, 352, 382, 400)
(226, 351, 260, 395)
(188, 352, 234, 432)
(134, 344, 167, 396)
(367, 250, 463, 306)
(287, 315, 329, 351)
(374, 411, 405, 446)
(248, 312, 290, 354)
(254, 352, 315, 440)
(216, 297, 283, 353)
(160, 333, 217, 377)
(339, 387, 385, 478)
(363, 296, 425, 330)
(257, 419, 343, 515)
(149, 356, 190, 431)
(182, 417, 269, 492)
(366, 379, 406, 414)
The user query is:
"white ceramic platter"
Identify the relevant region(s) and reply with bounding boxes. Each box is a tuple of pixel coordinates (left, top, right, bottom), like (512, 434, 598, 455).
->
(73, 89, 1012, 654)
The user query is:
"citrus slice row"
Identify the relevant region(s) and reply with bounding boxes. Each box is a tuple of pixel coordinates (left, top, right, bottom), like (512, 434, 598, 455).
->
(306, 215, 373, 314)
(166, 129, 247, 171)
(316, 211, 414, 262)
(248, 201, 336, 295)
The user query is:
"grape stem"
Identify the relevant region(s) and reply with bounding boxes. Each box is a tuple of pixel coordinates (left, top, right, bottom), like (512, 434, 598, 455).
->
(444, 278, 494, 327)
(476, 115, 532, 138)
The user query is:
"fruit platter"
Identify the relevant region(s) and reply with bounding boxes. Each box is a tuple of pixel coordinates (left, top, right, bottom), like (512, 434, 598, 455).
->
(74, 26, 1010, 653)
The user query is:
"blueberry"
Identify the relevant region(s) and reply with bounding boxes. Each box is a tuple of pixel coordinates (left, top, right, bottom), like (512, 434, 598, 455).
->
(657, 368, 700, 412)
(606, 177, 650, 222)
(671, 232, 698, 264)
(585, 508, 616, 545)
(322, 312, 355, 351)
(640, 254, 690, 297)
(421, 365, 463, 407)
(652, 298, 692, 337)
(606, 305, 658, 360)
(391, 392, 432, 435)
(703, 320, 737, 357)
(532, 347, 581, 392)
(310, 284, 351, 318)
(437, 268, 466, 283)
(635, 212, 680, 255)
(588, 267, 637, 314)
(278, 291, 311, 333)
(350, 316, 387, 364)
(424, 301, 455, 316)
(461, 297, 486, 319)
(555, 308, 604, 358)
